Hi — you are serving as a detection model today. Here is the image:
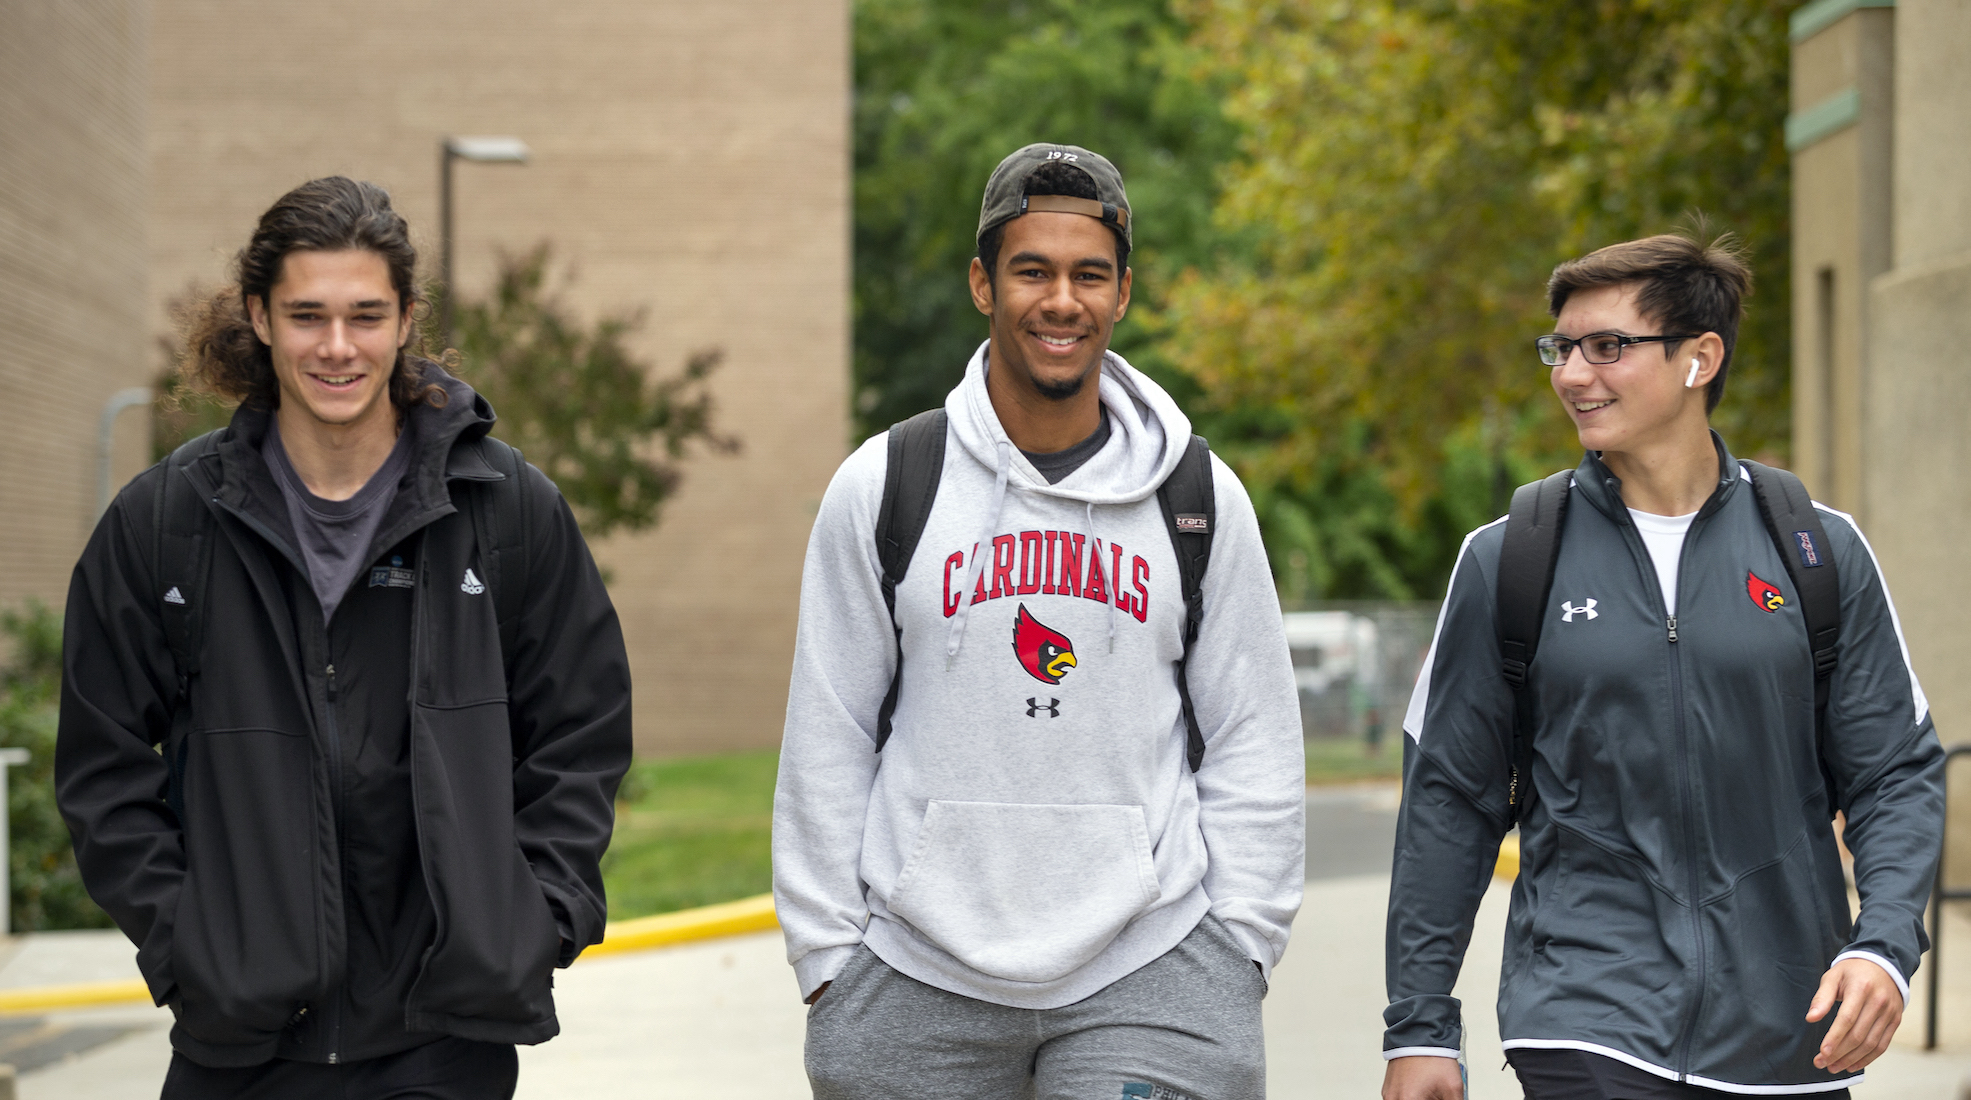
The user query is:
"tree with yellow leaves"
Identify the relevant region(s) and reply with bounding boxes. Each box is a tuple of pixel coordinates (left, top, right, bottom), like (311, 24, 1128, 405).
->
(1167, 0, 1794, 598)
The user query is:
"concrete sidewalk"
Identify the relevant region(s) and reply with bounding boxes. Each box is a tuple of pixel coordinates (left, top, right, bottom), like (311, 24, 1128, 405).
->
(12, 873, 1970, 1098)
(7, 785, 1970, 1097)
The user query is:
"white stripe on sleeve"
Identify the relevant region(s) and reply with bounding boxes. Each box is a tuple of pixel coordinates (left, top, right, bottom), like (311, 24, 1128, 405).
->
(1813, 504, 1929, 726)
(1403, 516, 1508, 743)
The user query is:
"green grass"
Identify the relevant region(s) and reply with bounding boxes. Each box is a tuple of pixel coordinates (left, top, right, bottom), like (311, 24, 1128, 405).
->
(602, 749, 778, 920)
(1304, 736, 1402, 786)
(599, 739, 1397, 921)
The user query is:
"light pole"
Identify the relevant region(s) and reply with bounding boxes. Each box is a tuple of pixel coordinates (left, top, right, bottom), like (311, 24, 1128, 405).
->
(438, 135, 530, 350)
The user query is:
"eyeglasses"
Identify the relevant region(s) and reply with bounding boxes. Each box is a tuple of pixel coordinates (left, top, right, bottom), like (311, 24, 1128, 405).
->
(1535, 332, 1697, 366)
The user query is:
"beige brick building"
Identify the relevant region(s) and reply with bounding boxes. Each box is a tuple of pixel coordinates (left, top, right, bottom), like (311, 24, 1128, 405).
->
(3, 2, 850, 756)
(1792, 0, 1971, 742)
(1786, 0, 1894, 516)
(1791, 0, 1971, 1019)
(0, 3, 153, 619)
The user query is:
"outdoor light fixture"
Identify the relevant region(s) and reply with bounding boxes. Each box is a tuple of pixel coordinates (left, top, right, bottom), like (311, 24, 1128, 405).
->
(446, 136, 530, 163)
(439, 134, 532, 347)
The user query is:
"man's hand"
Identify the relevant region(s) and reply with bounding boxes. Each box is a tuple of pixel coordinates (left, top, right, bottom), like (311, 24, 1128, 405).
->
(1807, 957, 1905, 1074)
(804, 980, 831, 1006)
(1382, 1055, 1463, 1100)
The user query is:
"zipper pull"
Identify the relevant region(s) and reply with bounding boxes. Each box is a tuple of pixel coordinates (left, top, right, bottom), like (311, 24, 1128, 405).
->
(1666, 616, 1678, 643)
(326, 664, 337, 699)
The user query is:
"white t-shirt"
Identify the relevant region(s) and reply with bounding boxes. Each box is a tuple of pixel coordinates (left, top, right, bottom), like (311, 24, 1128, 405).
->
(1628, 508, 1698, 616)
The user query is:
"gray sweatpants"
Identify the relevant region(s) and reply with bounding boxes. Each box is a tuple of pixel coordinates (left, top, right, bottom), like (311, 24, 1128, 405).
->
(804, 915, 1266, 1100)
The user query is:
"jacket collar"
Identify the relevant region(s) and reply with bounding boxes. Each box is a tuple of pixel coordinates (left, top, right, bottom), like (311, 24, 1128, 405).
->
(193, 361, 504, 559)
(1571, 429, 1740, 525)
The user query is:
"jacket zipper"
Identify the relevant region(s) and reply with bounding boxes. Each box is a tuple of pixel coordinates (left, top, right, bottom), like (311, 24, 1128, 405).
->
(203, 494, 346, 1062)
(1663, 530, 1706, 1082)
(201, 479, 471, 1058)
(403, 549, 441, 1028)
(325, 660, 344, 1064)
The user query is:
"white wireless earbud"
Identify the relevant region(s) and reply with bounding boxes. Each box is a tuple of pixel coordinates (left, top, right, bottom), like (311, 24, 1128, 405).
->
(1686, 359, 1702, 388)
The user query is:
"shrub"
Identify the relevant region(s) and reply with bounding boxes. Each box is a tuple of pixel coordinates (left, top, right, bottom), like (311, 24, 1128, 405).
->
(0, 602, 112, 931)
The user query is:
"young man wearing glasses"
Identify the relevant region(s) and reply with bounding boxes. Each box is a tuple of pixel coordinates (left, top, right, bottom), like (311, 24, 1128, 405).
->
(1381, 231, 1943, 1100)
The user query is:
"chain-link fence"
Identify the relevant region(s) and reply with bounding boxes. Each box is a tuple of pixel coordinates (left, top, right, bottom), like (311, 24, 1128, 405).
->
(1281, 601, 1441, 750)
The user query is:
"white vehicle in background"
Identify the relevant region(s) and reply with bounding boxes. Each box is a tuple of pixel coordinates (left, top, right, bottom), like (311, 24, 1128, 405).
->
(1282, 610, 1380, 741)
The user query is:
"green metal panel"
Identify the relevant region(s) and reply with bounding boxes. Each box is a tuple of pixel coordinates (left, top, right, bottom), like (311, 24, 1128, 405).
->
(1791, 0, 1895, 43)
(1786, 87, 1862, 152)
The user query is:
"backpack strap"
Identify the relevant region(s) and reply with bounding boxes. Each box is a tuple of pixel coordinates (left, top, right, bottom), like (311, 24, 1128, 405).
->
(1155, 436, 1216, 772)
(1742, 461, 1844, 810)
(872, 409, 949, 753)
(1495, 469, 1573, 826)
(153, 432, 222, 822)
(466, 437, 534, 674)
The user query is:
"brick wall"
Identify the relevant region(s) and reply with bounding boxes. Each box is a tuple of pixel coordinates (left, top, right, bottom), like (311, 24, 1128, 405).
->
(147, 0, 850, 755)
(0, 3, 152, 619)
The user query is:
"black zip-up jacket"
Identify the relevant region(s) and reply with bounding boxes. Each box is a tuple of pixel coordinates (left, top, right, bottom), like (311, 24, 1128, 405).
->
(1385, 438, 1944, 1093)
(56, 372, 632, 1068)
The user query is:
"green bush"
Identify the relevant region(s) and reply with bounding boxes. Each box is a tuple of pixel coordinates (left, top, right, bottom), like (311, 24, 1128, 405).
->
(0, 602, 112, 931)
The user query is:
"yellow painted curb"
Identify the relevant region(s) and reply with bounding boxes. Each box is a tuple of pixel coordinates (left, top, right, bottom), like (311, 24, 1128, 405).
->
(579, 893, 779, 961)
(1495, 834, 1521, 880)
(0, 978, 152, 1015)
(0, 894, 781, 1014)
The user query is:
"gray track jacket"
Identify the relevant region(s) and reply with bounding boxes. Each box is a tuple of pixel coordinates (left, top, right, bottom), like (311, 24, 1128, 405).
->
(1385, 439, 1943, 1093)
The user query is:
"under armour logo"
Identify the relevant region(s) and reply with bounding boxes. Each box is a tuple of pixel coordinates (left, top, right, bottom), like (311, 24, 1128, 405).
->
(163, 587, 186, 605)
(1026, 697, 1060, 718)
(1561, 599, 1598, 622)
(461, 568, 486, 595)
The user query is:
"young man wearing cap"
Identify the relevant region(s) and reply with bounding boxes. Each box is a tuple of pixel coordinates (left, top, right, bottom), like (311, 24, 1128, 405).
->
(773, 144, 1305, 1099)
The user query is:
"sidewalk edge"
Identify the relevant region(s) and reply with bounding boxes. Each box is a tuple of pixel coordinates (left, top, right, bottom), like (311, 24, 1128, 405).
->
(1495, 835, 1520, 880)
(578, 893, 779, 961)
(0, 894, 782, 1014)
(0, 979, 153, 1015)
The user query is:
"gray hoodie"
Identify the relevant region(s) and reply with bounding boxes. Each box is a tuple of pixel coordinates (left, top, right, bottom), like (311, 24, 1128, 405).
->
(773, 343, 1305, 1008)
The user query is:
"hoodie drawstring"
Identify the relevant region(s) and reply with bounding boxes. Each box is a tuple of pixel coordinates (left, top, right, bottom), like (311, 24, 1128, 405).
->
(945, 441, 1012, 669)
(1089, 500, 1115, 653)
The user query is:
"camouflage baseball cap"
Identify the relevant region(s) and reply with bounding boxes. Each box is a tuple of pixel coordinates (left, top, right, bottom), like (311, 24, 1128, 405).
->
(977, 143, 1131, 249)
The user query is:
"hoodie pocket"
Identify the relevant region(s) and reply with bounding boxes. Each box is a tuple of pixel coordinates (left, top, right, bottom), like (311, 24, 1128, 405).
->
(886, 800, 1160, 984)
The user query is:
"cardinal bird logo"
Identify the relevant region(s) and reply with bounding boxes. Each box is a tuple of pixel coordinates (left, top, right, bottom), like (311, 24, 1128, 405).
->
(1747, 570, 1786, 613)
(1012, 604, 1077, 685)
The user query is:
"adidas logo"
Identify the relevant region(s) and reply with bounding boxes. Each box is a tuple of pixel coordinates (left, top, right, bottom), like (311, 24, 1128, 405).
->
(461, 568, 486, 596)
(163, 587, 186, 606)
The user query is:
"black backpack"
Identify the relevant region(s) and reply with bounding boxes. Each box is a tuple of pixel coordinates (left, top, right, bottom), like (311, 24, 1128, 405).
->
(871, 408, 1218, 771)
(149, 430, 536, 817)
(1494, 461, 1843, 826)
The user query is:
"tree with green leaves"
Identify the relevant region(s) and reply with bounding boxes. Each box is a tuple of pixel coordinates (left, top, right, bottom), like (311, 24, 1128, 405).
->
(1166, 0, 1795, 597)
(853, 0, 1243, 435)
(854, 0, 1793, 601)
(451, 247, 738, 540)
(0, 603, 112, 931)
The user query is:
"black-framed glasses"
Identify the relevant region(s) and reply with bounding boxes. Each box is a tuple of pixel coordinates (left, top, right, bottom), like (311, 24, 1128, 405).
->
(1535, 332, 1697, 366)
